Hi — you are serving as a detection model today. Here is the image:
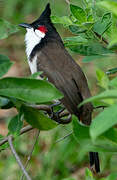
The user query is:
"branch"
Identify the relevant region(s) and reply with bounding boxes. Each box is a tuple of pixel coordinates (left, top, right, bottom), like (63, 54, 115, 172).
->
(53, 114, 72, 124)
(30, 104, 52, 114)
(8, 136, 32, 180)
(28, 104, 70, 117)
(0, 125, 34, 147)
(0, 105, 71, 147)
(20, 130, 40, 180)
(29, 104, 71, 124)
(65, 0, 70, 4)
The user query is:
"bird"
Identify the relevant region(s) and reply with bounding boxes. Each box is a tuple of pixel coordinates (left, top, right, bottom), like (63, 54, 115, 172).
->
(19, 3, 100, 173)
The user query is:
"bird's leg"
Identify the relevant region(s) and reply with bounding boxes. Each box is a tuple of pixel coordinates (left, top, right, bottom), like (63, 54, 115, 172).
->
(49, 102, 61, 115)
(49, 102, 61, 117)
(94, 152, 100, 173)
(52, 113, 72, 124)
(49, 103, 72, 124)
(89, 152, 95, 168)
(51, 107, 65, 120)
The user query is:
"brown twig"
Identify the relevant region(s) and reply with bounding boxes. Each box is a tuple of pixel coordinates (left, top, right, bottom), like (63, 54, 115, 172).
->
(65, 0, 70, 4)
(53, 114, 72, 124)
(28, 104, 70, 117)
(0, 104, 71, 147)
(8, 136, 32, 180)
(29, 104, 52, 114)
(29, 104, 71, 124)
(0, 103, 71, 180)
(59, 111, 70, 117)
(0, 125, 34, 147)
(21, 130, 40, 180)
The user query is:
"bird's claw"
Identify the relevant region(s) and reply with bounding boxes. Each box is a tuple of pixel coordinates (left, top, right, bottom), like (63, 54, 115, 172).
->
(50, 107, 65, 122)
(49, 103, 72, 124)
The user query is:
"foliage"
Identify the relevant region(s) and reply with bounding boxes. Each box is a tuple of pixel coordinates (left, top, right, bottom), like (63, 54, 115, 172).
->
(1, 0, 117, 179)
(0, 19, 19, 39)
(0, 55, 13, 77)
(23, 105, 57, 130)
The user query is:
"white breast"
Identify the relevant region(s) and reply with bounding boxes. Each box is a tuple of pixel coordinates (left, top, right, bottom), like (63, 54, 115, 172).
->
(27, 55, 37, 74)
(25, 28, 45, 74)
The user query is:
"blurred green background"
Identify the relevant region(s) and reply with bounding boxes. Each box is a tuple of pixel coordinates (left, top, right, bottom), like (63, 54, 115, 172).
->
(0, 0, 117, 180)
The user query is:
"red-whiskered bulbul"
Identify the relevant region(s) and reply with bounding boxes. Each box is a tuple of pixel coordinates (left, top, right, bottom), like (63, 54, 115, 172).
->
(19, 3, 100, 173)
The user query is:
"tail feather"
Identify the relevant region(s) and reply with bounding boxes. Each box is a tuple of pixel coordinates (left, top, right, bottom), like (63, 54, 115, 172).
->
(89, 152, 100, 173)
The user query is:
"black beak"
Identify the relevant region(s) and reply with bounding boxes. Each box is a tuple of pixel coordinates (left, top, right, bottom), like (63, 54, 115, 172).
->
(19, 23, 32, 29)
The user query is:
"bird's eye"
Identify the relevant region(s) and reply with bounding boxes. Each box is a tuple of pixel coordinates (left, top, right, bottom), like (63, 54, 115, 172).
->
(37, 26, 48, 34)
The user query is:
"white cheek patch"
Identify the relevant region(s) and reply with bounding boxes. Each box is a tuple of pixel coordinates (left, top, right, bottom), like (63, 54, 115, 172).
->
(25, 28, 45, 59)
(35, 29, 45, 38)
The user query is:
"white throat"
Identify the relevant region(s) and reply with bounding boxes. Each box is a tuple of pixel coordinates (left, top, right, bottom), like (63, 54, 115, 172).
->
(25, 28, 45, 74)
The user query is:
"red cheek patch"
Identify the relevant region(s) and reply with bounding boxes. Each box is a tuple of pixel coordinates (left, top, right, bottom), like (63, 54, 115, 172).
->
(37, 26, 48, 33)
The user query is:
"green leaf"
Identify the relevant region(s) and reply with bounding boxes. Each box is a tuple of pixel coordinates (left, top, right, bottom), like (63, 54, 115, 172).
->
(64, 36, 88, 46)
(85, 168, 95, 180)
(90, 104, 117, 140)
(105, 173, 117, 180)
(108, 37, 117, 50)
(29, 72, 43, 79)
(0, 134, 9, 150)
(99, 1, 117, 16)
(104, 128, 117, 144)
(106, 67, 117, 75)
(83, 22, 94, 31)
(0, 97, 9, 107)
(70, 4, 87, 24)
(96, 69, 109, 89)
(69, 42, 111, 56)
(69, 25, 87, 34)
(0, 19, 19, 39)
(82, 55, 108, 62)
(92, 100, 109, 108)
(87, 14, 94, 22)
(107, 16, 117, 49)
(8, 115, 23, 135)
(72, 115, 90, 142)
(0, 54, 13, 77)
(109, 76, 117, 87)
(51, 16, 73, 26)
(72, 115, 117, 152)
(93, 13, 112, 35)
(23, 105, 57, 130)
(0, 77, 63, 103)
(79, 90, 117, 107)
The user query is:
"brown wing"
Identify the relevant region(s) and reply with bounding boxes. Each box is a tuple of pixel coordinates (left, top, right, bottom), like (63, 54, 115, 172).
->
(35, 41, 93, 125)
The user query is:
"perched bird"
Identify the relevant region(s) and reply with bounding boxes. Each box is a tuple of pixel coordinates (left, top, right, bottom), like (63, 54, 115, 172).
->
(19, 3, 100, 173)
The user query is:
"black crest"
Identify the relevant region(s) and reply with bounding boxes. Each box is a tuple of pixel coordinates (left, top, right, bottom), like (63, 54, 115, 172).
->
(31, 3, 51, 27)
(29, 3, 62, 60)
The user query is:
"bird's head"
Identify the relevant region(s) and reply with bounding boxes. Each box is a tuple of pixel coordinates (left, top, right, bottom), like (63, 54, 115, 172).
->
(19, 3, 52, 58)
(19, 3, 51, 38)
(19, 23, 48, 39)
